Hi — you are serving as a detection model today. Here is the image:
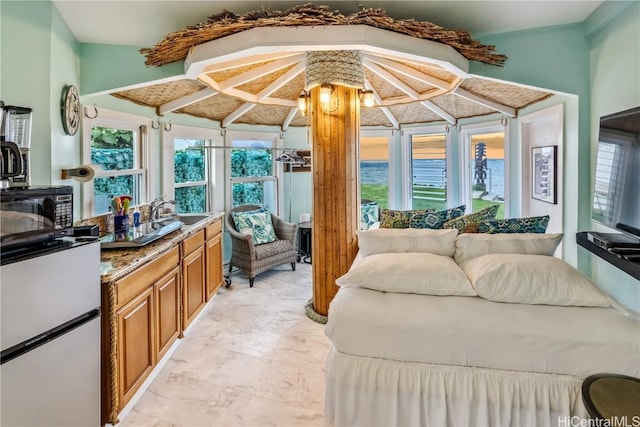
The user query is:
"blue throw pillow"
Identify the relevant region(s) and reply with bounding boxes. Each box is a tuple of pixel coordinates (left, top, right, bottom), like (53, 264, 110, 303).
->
(360, 202, 380, 230)
(231, 208, 277, 245)
(477, 215, 550, 234)
(410, 205, 466, 229)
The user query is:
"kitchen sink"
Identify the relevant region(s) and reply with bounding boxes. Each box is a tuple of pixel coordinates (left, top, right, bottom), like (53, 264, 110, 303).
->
(100, 220, 184, 249)
(173, 214, 210, 225)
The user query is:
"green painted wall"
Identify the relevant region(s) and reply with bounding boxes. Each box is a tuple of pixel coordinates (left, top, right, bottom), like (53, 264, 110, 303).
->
(586, 1, 640, 310)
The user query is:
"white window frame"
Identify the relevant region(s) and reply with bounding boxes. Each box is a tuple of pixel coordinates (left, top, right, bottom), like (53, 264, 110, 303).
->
(359, 129, 396, 207)
(225, 131, 282, 215)
(81, 107, 151, 217)
(401, 125, 451, 209)
(163, 125, 222, 212)
(459, 120, 510, 217)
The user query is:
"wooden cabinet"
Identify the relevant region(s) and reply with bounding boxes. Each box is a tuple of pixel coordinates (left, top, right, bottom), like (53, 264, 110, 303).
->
(154, 266, 180, 360)
(103, 246, 180, 424)
(181, 230, 206, 330)
(102, 216, 224, 425)
(116, 286, 155, 408)
(205, 219, 223, 301)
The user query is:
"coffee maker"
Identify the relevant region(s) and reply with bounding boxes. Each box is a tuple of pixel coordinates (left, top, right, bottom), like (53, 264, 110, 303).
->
(0, 101, 32, 187)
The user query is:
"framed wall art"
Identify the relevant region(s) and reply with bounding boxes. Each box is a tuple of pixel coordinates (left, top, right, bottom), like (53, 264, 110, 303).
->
(531, 145, 557, 204)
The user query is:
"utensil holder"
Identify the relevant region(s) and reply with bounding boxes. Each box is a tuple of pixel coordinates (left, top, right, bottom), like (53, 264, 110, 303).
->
(114, 214, 129, 233)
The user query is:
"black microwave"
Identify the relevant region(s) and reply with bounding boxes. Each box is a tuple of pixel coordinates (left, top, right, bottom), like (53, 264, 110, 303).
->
(0, 186, 74, 252)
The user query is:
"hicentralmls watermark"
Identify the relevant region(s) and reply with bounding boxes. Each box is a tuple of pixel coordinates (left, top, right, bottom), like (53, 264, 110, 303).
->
(558, 416, 640, 427)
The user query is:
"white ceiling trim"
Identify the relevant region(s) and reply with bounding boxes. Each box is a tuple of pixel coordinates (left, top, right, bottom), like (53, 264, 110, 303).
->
(362, 54, 452, 91)
(255, 61, 306, 101)
(215, 54, 305, 91)
(420, 100, 456, 125)
(453, 87, 517, 117)
(156, 87, 218, 116)
(222, 103, 257, 127)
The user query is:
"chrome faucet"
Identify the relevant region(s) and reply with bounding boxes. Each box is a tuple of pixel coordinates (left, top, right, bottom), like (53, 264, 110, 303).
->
(151, 196, 176, 221)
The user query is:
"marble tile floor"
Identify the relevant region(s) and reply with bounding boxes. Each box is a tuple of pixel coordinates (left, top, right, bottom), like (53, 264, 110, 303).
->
(119, 262, 329, 427)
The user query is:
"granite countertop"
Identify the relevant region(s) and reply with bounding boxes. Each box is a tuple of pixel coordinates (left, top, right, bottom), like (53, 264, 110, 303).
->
(100, 212, 224, 284)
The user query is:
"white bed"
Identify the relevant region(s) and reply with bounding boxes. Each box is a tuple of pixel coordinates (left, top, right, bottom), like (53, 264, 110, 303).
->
(324, 229, 640, 426)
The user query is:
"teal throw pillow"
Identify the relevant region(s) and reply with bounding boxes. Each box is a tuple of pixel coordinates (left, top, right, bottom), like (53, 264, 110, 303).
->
(410, 205, 466, 229)
(360, 202, 380, 230)
(380, 209, 435, 229)
(477, 215, 550, 234)
(442, 204, 500, 233)
(231, 208, 277, 245)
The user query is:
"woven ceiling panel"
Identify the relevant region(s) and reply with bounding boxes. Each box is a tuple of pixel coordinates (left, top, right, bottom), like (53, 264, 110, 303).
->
(394, 60, 458, 83)
(235, 64, 300, 94)
(461, 78, 552, 108)
(380, 66, 437, 94)
(364, 70, 405, 99)
(236, 104, 293, 126)
(206, 59, 279, 83)
(431, 93, 495, 119)
(178, 93, 244, 121)
(113, 80, 206, 107)
(270, 73, 306, 101)
(389, 103, 442, 125)
(360, 108, 393, 127)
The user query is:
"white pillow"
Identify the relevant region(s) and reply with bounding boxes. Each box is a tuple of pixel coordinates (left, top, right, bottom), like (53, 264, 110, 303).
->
(357, 228, 459, 258)
(459, 254, 611, 307)
(454, 232, 563, 264)
(336, 252, 476, 296)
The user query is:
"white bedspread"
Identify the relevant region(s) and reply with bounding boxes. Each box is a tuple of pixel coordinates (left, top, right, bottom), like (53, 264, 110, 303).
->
(326, 286, 640, 378)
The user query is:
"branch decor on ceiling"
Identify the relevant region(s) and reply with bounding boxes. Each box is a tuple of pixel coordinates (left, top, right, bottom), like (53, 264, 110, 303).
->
(140, 4, 507, 67)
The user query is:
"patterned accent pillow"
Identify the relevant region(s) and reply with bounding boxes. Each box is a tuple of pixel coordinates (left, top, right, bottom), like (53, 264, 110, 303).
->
(380, 209, 436, 228)
(477, 215, 550, 234)
(360, 202, 380, 230)
(410, 205, 466, 229)
(442, 204, 500, 233)
(231, 208, 277, 245)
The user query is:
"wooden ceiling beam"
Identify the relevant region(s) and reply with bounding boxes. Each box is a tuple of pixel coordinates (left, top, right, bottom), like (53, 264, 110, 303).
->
(364, 77, 399, 129)
(454, 87, 516, 117)
(363, 54, 451, 91)
(420, 100, 456, 125)
(156, 87, 218, 116)
(256, 62, 305, 101)
(363, 61, 420, 100)
(217, 53, 304, 91)
(222, 103, 256, 127)
(281, 107, 299, 131)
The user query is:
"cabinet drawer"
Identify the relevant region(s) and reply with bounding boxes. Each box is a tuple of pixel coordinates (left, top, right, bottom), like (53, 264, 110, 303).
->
(182, 229, 205, 255)
(205, 219, 222, 240)
(115, 246, 179, 309)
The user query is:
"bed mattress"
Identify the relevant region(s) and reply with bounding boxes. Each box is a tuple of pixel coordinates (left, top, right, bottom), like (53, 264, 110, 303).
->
(325, 286, 640, 378)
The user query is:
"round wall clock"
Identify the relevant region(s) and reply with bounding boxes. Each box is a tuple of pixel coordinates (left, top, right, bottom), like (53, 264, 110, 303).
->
(61, 84, 80, 136)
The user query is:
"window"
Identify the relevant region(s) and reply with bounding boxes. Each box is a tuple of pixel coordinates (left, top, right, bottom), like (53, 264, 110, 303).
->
(592, 139, 629, 224)
(164, 125, 221, 214)
(228, 136, 278, 213)
(360, 136, 390, 208)
(174, 138, 208, 213)
(408, 132, 448, 211)
(461, 123, 507, 218)
(82, 109, 148, 216)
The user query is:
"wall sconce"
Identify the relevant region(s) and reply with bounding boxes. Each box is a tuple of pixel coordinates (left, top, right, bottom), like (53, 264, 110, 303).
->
(298, 93, 308, 115)
(319, 84, 332, 111)
(362, 90, 375, 108)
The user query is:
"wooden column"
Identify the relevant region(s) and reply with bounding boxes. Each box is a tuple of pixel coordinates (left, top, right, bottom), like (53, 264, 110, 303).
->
(310, 85, 360, 316)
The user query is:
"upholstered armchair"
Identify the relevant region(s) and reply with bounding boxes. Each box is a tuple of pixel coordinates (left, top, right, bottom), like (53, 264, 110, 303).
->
(226, 205, 298, 287)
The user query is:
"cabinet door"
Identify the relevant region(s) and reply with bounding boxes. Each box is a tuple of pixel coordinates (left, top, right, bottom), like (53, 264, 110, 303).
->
(205, 234, 223, 301)
(154, 266, 180, 360)
(116, 286, 155, 409)
(182, 246, 206, 330)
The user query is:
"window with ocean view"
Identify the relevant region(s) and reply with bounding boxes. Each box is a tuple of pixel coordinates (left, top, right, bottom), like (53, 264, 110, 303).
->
(360, 136, 390, 208)
(410, 133, 448, 211)
(468, 131, 505, 218)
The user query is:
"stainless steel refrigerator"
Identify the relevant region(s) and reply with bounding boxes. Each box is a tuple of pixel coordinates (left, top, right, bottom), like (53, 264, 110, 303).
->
(1, 240, 101, 426)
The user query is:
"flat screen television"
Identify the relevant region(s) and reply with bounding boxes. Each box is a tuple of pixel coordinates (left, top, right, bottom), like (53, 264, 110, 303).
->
(592, 106, 640, 239)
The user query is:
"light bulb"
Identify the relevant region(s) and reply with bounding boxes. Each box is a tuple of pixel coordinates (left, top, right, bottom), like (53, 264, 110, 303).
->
(363, 90, 375, 108)
(298, 94, 307, 114)
(320, 84, 332, 108)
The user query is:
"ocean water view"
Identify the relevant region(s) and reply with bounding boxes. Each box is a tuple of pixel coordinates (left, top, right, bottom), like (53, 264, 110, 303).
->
(361, 159, 505, 198)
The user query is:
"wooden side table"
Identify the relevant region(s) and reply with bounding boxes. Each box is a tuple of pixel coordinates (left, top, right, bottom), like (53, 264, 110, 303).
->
(582, 373, 640, 419)
(297, 221, 312, 264)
